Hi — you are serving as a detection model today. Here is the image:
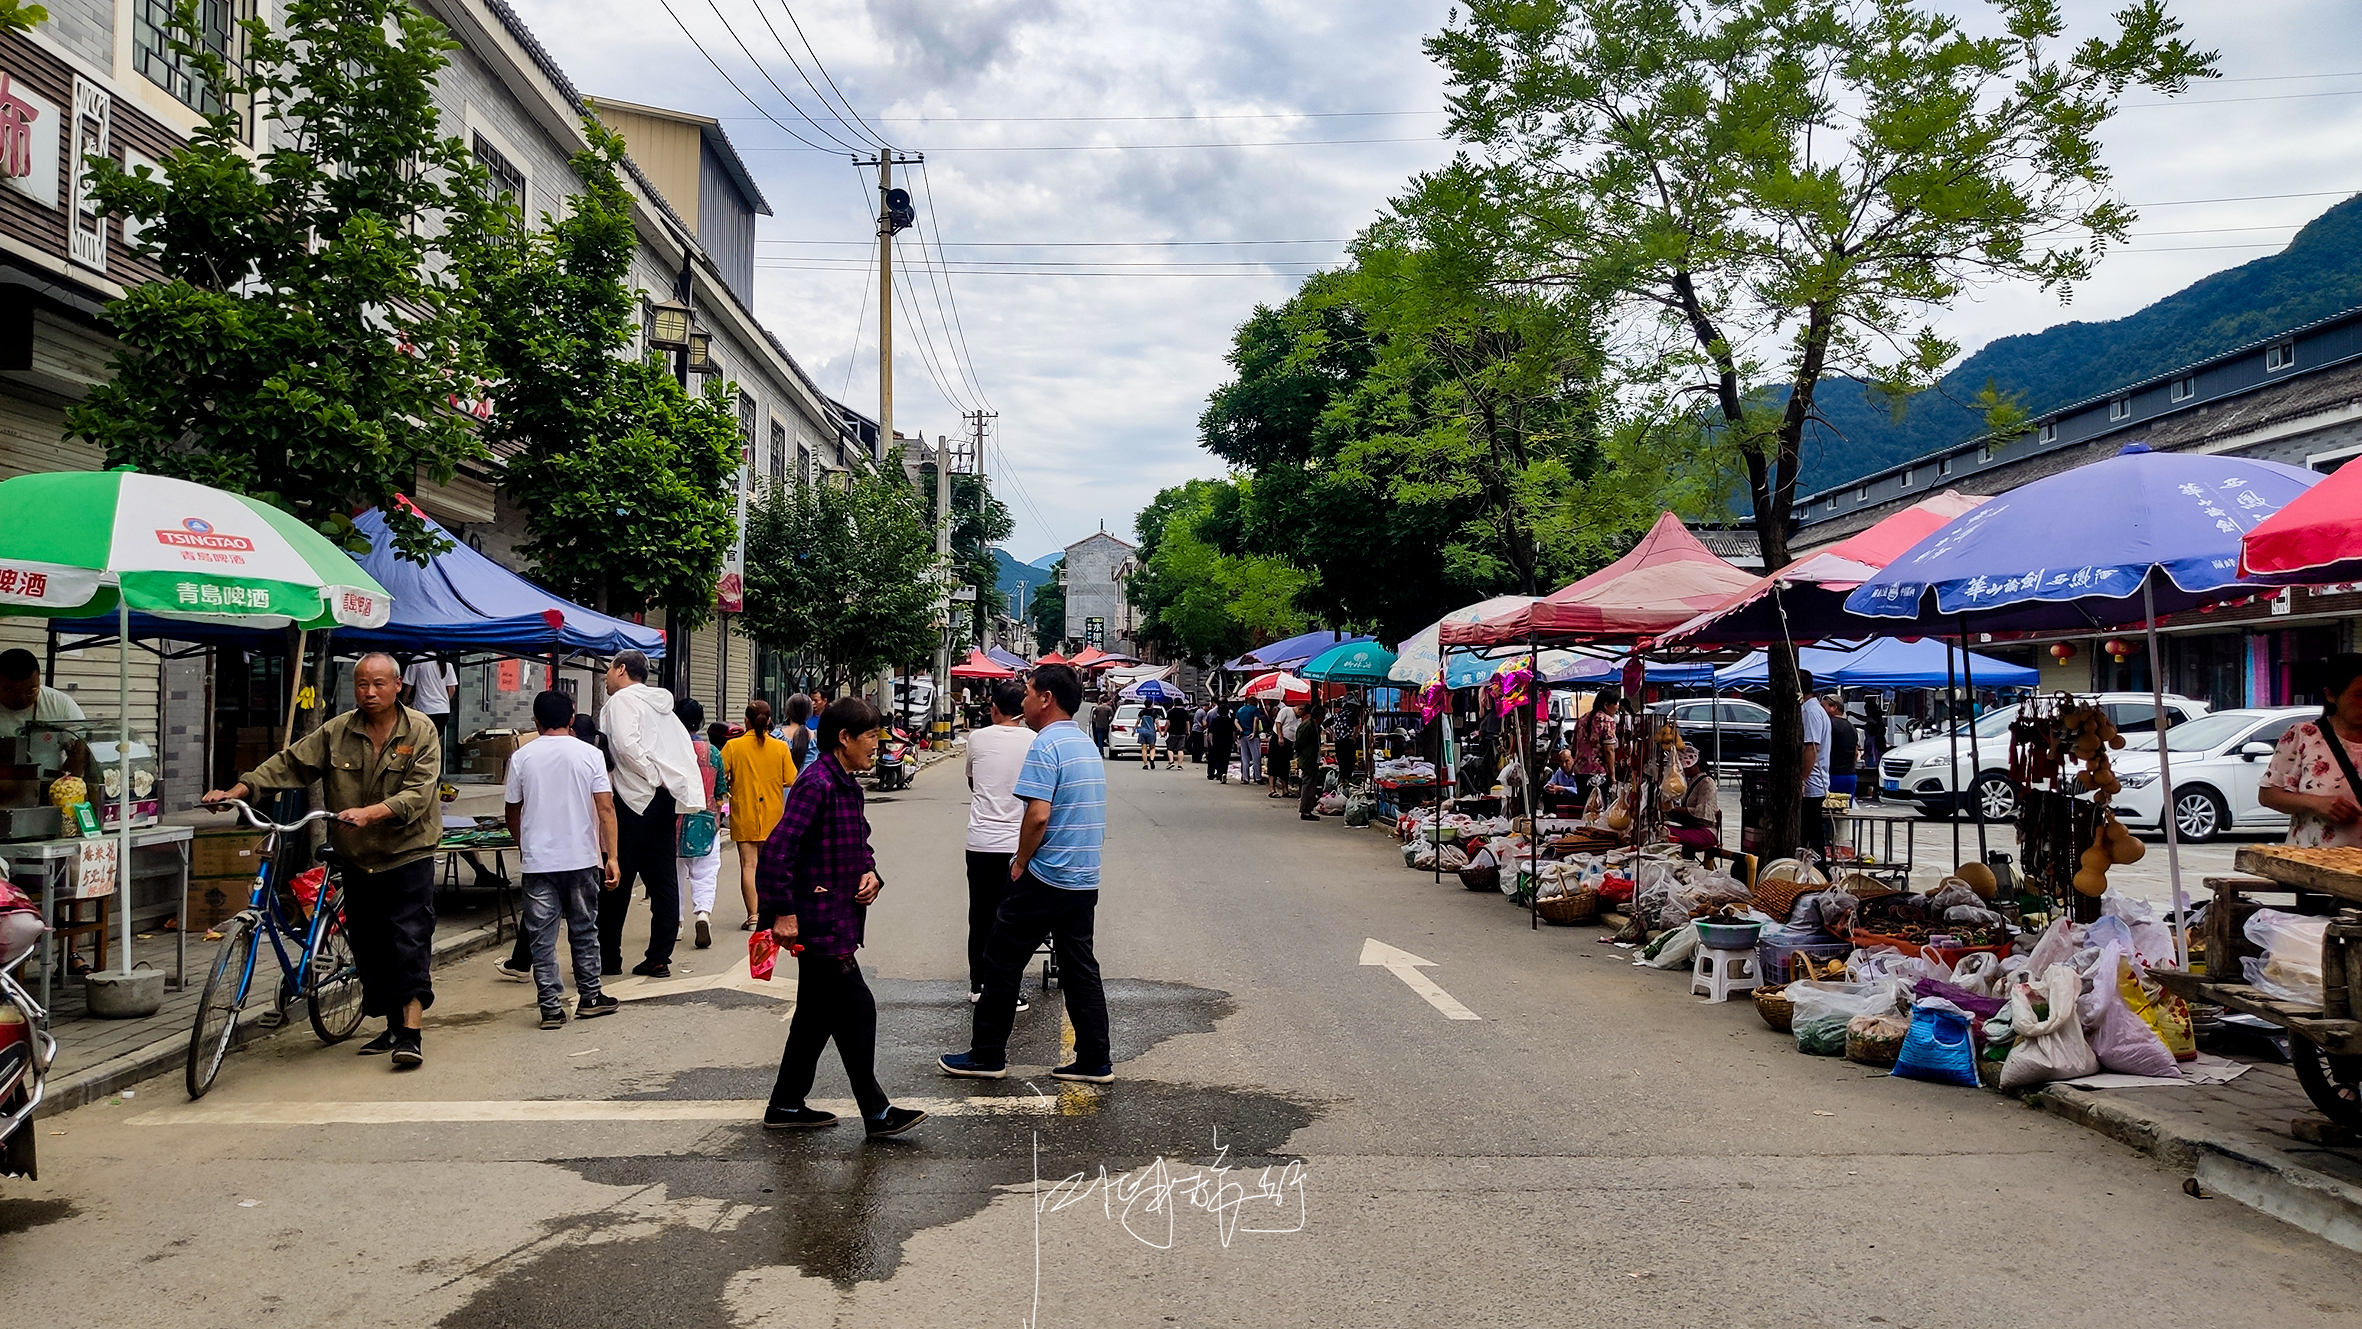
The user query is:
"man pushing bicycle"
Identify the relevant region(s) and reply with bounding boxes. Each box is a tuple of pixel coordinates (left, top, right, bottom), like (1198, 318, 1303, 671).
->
(204, 652, 443, 1069)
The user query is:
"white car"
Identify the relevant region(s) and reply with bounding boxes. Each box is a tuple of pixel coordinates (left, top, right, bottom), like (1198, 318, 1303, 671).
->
(1876, 692, 2211, 822)
(2110, 706, 2316, 843)
(1110, 703, 1148, 759)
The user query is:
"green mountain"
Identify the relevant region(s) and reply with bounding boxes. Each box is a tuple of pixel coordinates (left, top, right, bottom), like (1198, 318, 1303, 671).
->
(995, 548, 1057, 610)
(1794, 193, 2362, 492)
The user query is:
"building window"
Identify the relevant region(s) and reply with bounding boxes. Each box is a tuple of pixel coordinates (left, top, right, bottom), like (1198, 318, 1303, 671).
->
(473, 132, 525, 206)
(1854, 484, 1868, 503)
(2038, 423, 2057, 445)
(2266, 340, 2295, 372)
(135, 1, 241, 121)
(769, 420, 787, 483)
(1898, 467, 1913, 490)
(1937, 455, 1952, 477)
(796, 444, 810, 485)
(2169, 376, 2192, 402)
(1982, 438, 2007, 463)
(2107, 398, 2130, 423)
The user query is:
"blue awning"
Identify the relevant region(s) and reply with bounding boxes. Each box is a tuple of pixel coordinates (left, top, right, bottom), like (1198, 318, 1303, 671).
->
(1222, 630, 1370, 672)
(1714, 638, 2037, 689)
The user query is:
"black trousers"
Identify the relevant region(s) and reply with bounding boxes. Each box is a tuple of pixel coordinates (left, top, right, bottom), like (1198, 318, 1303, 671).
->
(1298, 751, 1324, 816)
(347, 858, 436, 1019)
(1207, 742, 1233, 780)
(600, 788, 678, 969)
(964, 849, 1014, 991)
(970, 872, 1108, 1068)
(769, 951, 890, 1119)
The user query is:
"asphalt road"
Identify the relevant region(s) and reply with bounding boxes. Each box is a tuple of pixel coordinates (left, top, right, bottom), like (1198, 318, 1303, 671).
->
(6, 754, 2361, 1327)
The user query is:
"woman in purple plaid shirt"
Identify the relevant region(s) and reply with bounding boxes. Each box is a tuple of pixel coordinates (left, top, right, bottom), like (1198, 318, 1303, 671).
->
(754, 696, 926, 1139)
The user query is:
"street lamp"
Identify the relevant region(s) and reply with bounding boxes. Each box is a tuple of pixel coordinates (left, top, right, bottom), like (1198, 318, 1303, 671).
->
(647, 297, 692, 353)
(686, 330, 714, 375)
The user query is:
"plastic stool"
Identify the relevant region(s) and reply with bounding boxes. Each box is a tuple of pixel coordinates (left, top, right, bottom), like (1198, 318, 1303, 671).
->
(1691, 944, 1760, 1003)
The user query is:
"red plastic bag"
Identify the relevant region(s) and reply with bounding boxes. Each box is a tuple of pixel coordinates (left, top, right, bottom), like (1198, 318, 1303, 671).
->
(1598, 874, 1635, 904)
(748, 929, 778, 981)
(290, 866, 329, 921)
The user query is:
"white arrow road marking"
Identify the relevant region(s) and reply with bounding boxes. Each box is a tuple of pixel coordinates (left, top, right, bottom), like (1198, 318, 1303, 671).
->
(126, 1096, 1061, 1127)
(1358, 938, 1481, 1020)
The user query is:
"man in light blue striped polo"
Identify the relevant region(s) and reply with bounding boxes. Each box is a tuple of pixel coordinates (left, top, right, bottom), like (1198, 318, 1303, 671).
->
(941, 662, 1113, 1083)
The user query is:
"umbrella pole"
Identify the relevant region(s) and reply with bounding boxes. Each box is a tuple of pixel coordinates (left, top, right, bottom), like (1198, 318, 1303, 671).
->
(2143, 580, 2190, 969)
(1946, 641, 1961, 869)
(1959, 616, 1988, 863)
(117, 595, 133, 975)
(1528, 637, 1539, 932)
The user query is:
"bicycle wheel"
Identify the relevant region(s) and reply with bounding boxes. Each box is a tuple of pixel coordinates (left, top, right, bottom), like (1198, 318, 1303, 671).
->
(187, 916, 257, 1100)
(305, 889, 367, 1044)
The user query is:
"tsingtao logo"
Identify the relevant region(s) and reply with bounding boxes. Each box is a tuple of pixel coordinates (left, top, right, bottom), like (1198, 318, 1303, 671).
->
(183, 517, 213, 534)
(156, 516, 254, 554)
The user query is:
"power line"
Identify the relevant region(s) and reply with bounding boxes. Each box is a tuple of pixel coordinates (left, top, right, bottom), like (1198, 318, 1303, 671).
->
(757, 263, 1332, 277)
(918, 161, 994, 413)
(775, 1, 893, 149)
(757, 237, 1356, 247)
(739, 0, 886, 152)
(701, 0, 866, 153)
(760, 256, 1342, 268)
(657, 0, 834, 153)
(737, 136, 1441, 153)
(722, 109, 1447, 125)
(2130, 188, 2362, 207)
(888, 233, 976, 415)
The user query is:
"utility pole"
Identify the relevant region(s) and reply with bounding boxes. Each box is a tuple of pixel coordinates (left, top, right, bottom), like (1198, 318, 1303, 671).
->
(854, 148, 921, 712)
(934, 432, 952, 743)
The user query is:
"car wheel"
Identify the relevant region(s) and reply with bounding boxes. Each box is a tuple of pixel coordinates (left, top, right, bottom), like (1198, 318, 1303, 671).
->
(1972, 773, 2016, 823)
(2172, 787, 2227, 844)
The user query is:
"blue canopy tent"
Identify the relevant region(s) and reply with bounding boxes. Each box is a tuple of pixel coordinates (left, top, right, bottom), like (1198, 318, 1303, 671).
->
(1712, 638, 2037, 689)
(1222, 630, 1369, 673)
(985, 645, 1031, 671)
(53, 506, 665, 658)
(1544, 653, 1720, 686)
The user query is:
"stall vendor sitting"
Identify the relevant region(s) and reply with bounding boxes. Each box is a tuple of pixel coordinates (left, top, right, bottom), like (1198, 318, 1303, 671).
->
(202, 652, 442, 1069)
(0, 649, 85, 739)
(1543, 747, 1586, 811)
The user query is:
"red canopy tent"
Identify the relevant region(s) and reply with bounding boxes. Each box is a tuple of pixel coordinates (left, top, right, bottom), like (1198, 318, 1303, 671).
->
(1034, 650, 1067, 665)
(2238, 457, 2362, 584)
(948, 648, 1016, 679)
(1657, 491, 1989, 647)
(1440, 512, 1758, 648)
(1068, 645, 1141, 670)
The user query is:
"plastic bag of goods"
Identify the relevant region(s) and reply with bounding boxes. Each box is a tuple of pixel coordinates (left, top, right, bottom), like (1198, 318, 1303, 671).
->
(2081, 946, 2180, 1078)
(1998, 965, 2099, 1089)
(2117, 958, 2196, 1061)
(1639, 920, 1700, 969)
(1891, 1002, 1982, 1087)
(2240, 909, 2330, 1007)
(1788, 978, 1904, 1057)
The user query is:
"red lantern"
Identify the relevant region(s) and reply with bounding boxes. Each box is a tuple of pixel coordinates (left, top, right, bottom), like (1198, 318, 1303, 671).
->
(2050, 642, 2077, 663)
(2103, 638, 2133, 662)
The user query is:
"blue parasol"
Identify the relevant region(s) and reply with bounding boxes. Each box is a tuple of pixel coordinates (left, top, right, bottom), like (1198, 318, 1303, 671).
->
(1122, 678, 1184, 703)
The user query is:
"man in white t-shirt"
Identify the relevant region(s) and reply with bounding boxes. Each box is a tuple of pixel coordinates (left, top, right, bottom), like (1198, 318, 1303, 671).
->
(0, 648, 85, 739)
(963, 677, 1034, 1011)
(403, 656, 458, 771)
(505, 689, 621, 1028)
(1797, 669, 1832, 862)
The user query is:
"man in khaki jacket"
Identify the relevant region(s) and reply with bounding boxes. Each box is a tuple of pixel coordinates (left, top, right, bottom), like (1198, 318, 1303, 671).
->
(205, 652, 443, 1068)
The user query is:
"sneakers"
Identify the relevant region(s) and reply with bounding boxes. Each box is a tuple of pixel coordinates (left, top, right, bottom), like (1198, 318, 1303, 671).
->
(631, 959, 672, 979)
(1015, 994, 1031, 1014)
(538, 1005, 567, 1030)
(356, 1027, 399, 1056)
(1051, 1061, 1115, 1084)
(967, 990, 1028, 1012)
(763, 1105, 839, 1130)
(390, 1029, 423, 1069)
(865, 1106, 927, 1138)
(494, 958, 532, 983)
(576, 994, 619, 1019)
(938, 1051, 1007, 1079)
(694, 912, 712, 950)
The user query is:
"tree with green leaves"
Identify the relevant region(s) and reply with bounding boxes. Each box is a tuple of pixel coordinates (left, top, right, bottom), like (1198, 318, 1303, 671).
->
(1430, 0, 2214, 857)
(917, 463, 1016, 643)
(1027, 575, 1067, 649)
(70, 0, 497, 563)
(0, 3, 48, 37)
(1127, 479, 1311, 665)
(740, 464, 940, 694)
(462, 119, 739, 628)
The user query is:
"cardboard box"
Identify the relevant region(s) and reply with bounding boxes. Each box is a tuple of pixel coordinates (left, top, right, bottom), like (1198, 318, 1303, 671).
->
(461, 730, 525, 780)
(192, 828, 271, 880)
(186, 879, 250, 932)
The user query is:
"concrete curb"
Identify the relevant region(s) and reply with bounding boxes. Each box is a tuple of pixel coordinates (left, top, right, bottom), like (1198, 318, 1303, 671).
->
(34, 919, 511, 1118)
(2033, 1084, 2362, 1254)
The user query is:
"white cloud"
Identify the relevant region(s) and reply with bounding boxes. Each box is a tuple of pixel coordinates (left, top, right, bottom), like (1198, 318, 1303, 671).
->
(506, 0, 2362, 557)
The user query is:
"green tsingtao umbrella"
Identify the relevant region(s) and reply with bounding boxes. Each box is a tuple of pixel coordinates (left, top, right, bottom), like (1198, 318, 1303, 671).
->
(0, 469, 392, 975)
(1301, 639, 1399, 685)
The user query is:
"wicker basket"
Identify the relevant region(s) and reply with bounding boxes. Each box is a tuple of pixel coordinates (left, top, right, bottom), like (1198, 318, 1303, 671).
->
(1753, 983, 1794, 1032)
(1459, 865, 1501, 893)
(1536, 885, 1600, 925)
(1845, 1015, 1907, 1067)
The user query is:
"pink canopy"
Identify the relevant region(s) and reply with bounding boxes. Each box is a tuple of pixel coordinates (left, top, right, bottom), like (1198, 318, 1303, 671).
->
(1657, 491, 1990, 647)
(948, 648, 1016, 679)
(2239, 458, 2362, 584)
(1034, 650, 1067, 665)
(1440, 512, 1757, 648)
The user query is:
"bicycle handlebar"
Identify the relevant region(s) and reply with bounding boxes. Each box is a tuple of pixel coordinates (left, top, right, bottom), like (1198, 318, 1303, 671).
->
(202, 798, 337, 834)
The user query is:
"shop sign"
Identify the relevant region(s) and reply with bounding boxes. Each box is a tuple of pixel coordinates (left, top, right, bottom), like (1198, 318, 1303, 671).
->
(73, 837, 118, 900)
(0, 69, 60, 208)
(2269, 588, 2292, 616)
(68, 76, 108, 271)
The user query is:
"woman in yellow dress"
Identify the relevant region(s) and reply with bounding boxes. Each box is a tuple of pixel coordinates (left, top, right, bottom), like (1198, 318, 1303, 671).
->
(722, 699, 797, 930)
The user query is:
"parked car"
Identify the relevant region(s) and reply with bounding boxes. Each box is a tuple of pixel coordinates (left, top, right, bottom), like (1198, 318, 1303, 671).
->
(1110, 703, 1147, 760)
(1877, 692, 2212, 821)
(2109, 706, 2316, 843)
(1643, 698, 1773, 772)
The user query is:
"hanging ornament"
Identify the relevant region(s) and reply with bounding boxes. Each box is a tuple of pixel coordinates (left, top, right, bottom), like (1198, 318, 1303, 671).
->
(1494, 656, 1535, 717)
(2103, 638, 2133, 663)
(2049, 642, 2076, 663)
(1416, 674, 1449, 725)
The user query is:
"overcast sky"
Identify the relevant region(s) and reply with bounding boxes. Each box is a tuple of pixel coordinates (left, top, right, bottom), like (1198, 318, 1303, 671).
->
(506, 0, 2362, 562)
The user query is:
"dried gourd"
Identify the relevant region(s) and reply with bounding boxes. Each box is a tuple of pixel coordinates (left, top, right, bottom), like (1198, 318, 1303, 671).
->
(1605, 789, 1632, 832)
(2073, 824, 2112, 896)
(2103, 811, 2146, 865)
(1661, 763, 1687, 800)
(1955, 860, 1998, 900)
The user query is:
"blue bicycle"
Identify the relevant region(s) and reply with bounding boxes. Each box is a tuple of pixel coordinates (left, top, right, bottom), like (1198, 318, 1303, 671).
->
(185, 800, 367, 1098)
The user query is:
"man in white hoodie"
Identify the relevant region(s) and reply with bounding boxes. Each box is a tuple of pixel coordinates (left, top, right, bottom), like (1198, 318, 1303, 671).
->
(597, 649, 707, 978)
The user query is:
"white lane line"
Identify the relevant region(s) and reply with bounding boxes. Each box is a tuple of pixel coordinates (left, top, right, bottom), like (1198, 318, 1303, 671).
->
(1358, 938, 1482, 1021)
(598, 956, 792, 1004)
(127, 1096, 1060, 1127)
